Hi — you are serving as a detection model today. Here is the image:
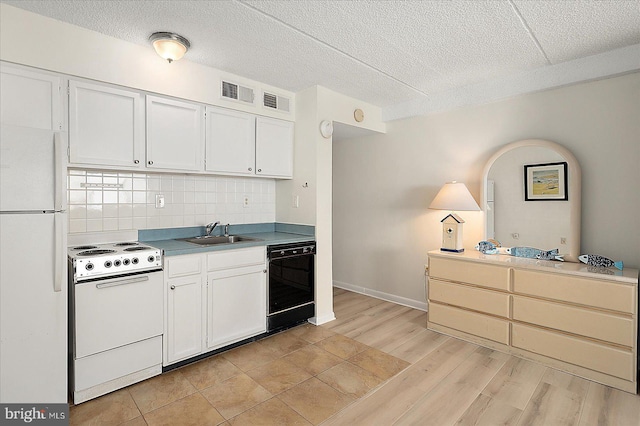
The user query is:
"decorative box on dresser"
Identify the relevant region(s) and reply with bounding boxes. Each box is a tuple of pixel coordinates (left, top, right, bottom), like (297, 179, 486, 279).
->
(427, 250, 639, 393)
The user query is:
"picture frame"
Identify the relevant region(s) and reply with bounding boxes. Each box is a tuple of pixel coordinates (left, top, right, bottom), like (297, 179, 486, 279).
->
(524, 161, 568, 201)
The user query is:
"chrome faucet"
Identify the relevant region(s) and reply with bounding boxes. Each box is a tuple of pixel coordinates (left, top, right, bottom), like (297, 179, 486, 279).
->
(224, 224, 230, 237)
(205, 221, 220, 237)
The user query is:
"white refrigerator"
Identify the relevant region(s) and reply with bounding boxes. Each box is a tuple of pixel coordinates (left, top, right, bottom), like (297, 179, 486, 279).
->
(0, 125, 68, 403)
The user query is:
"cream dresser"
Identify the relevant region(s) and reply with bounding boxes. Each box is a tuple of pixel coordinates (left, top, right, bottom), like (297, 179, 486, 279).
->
(427, 250, 639, 393)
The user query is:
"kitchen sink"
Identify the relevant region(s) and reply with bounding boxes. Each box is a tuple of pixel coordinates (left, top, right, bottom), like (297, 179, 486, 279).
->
(179, 235, 262, 245)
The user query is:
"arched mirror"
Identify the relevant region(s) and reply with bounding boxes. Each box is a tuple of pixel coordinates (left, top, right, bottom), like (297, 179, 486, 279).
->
(481, 139, 581, 262)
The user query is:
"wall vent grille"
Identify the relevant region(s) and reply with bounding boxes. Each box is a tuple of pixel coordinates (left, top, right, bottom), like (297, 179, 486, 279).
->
(221, 81, 254, 103)
(263, 92, 290, 113)
(222, 81, 237, 99)
(263, 93, 278, 109)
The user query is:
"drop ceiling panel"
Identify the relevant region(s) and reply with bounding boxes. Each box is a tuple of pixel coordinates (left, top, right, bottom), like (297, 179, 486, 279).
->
(514, 0, 640, 64)
(3, 0, 639, 119)
(248, 1, 548, 91)
(243, 0, 443, 95)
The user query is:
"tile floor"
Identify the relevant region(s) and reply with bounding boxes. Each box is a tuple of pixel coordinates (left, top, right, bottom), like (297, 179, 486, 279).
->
(70, 288, 640, 425)
(69, 322, 410, 425)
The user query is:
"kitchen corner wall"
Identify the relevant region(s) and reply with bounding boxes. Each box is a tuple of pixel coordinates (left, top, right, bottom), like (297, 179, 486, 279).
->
(67, 169, 275, 234)
(276, 86, 386, 325)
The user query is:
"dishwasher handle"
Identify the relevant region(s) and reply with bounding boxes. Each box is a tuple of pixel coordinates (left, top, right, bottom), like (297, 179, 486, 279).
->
(95, 275, 149, 289)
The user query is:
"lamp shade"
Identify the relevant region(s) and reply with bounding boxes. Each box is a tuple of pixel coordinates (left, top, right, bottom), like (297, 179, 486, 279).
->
(149, 32, 190, 63)
(429, 181, 480, 211)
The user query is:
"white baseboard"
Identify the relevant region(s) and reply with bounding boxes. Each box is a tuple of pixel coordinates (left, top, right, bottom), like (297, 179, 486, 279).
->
(333, 280, 428, 311)
(308, 312, 336, 326)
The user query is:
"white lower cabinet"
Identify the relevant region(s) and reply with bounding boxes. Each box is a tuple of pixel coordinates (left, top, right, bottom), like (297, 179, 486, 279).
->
(165, 275, 203, 365)
(207, 264, 267, 351)
(163, 247, 267, 366)
(164, 254, 204, 365)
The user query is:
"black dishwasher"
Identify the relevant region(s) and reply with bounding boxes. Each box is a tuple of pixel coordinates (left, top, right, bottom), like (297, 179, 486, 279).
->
(267, 241, 315, 332)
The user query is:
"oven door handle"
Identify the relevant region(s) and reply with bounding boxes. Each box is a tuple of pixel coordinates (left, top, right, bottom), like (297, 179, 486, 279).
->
(95, 275, 149, 289)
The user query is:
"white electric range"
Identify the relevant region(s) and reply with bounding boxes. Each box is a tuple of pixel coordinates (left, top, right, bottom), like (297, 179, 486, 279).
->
(68, 241, 164, 404)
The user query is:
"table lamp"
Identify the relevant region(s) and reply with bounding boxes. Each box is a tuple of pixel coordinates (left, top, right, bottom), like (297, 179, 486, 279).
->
(429, 181, 480, 252)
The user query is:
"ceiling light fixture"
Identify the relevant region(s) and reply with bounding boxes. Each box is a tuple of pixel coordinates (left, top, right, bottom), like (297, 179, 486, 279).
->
(149, 32, 190, 63)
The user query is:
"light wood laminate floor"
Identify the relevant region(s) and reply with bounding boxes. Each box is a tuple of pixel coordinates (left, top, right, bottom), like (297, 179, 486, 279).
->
(70, 288, 640, 425)
(322, 288, 640, 426)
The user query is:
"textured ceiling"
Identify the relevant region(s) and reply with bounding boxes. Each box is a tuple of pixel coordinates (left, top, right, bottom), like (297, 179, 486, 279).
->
(4, 0, 640, 119)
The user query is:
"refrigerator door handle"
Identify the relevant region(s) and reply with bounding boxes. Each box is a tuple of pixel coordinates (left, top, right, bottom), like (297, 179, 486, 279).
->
(54, 213, 65, 292)
(54, 132, 67, 211)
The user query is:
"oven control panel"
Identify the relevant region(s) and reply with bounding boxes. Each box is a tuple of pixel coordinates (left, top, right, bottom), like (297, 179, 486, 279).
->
(267, 241, 316, 260)
(70, 246, 163, 282)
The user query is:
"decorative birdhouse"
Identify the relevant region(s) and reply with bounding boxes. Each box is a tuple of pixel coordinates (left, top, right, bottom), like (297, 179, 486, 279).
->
(441, 213, 465, 252)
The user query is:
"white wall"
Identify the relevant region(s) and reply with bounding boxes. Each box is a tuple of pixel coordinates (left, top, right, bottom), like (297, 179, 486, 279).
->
(0, 4, 294, 120)
(333, 72, 640, 305)
(276, 86, 386, 324)
(1, 3, 392, 327)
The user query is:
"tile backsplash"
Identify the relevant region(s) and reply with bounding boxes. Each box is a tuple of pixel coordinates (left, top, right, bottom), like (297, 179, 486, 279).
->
(67, 170, 276, 234)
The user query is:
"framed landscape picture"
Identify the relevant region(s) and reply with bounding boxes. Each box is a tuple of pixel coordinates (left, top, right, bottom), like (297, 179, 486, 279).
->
(524, 162, 568, 201)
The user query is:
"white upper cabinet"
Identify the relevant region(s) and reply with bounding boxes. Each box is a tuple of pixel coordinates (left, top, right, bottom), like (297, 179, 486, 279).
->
(0, 64, 62, 130)
(255, 116, 293, 178)
(69, 80, 144, 168)
(146, 95, 204, 172)
(3, 62, 295, 177)
(205, 106, 255, 175)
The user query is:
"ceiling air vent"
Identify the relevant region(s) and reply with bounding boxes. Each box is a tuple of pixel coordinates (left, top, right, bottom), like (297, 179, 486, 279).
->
(221, 81, 254, 104)
(263, 92, 291, 113)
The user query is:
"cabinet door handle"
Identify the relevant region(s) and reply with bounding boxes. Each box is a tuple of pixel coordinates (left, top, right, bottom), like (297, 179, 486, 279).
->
(170, 285, 175, 290)
(257, 169, 262, 172)
(148, 160, 154, 165)
(263, 269, 267, 273)
(134, 159, 139, 164)
(248, 167, 252, 171)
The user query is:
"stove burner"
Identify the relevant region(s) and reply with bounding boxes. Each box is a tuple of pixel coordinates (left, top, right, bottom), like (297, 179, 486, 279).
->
(114, 242, 139, 246)
(77, 249, 117, 256)
(72, 245, 98, 250)
(123, 246, 150, 252)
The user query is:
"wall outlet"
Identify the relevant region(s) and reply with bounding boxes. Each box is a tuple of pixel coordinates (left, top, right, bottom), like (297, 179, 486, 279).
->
(155, 194, 164, 208)
(243, 196, 249, 208)
(560, 237, 567, 245)
(512, 233, 519, 240)
(292, 195, 299, 208)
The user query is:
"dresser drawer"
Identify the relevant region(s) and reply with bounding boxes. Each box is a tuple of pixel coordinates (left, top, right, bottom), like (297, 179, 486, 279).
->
(513, 296, 634, 347)
(512, 323, 634, 381)
(513, 270, 635, 314)
(429, 257, 510, 291)
(430, 279, 510, 318)
(428, 302, 509, 344)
